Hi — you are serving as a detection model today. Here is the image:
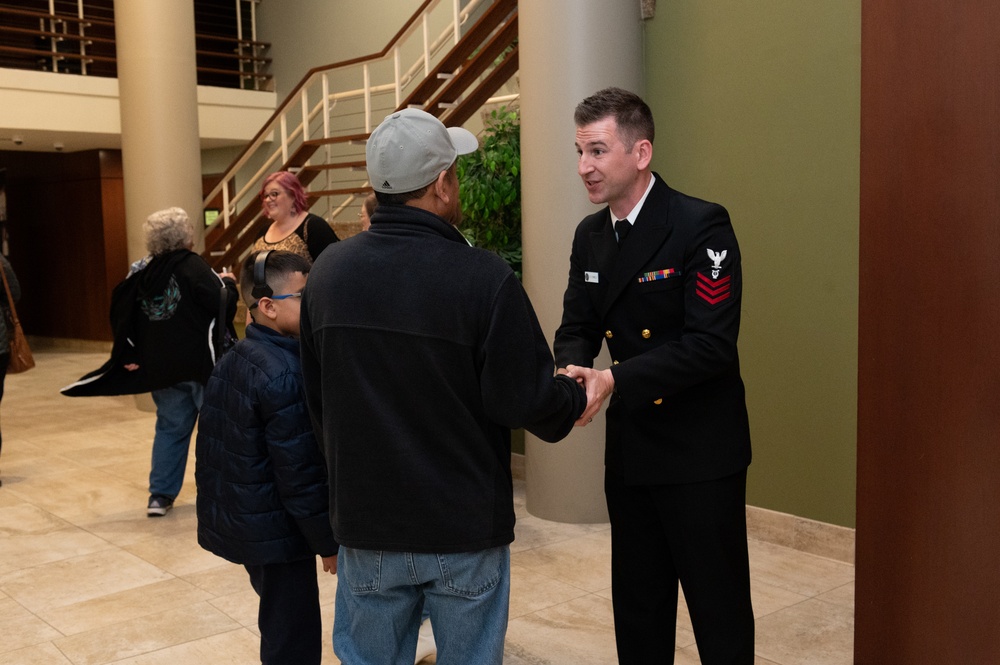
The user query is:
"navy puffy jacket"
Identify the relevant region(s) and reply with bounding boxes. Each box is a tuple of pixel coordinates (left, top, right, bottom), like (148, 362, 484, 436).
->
(196, 324, 337, 565)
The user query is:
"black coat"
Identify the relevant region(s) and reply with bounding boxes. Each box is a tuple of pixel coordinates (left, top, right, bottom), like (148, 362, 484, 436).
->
(196, 324, 337, 565)
(300, 204, 585, 553)
(62, 250, 237, 396)
(554, 175, 752, 485)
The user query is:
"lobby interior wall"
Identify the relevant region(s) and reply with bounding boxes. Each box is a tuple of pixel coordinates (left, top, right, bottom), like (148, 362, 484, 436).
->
(256, 0, 425, 101)
(643, 2, 861, 526)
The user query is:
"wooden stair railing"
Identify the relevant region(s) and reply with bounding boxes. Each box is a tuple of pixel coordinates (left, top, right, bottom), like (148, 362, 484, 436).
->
(202, 0, 519, 273)
(399, 0, 517, 113)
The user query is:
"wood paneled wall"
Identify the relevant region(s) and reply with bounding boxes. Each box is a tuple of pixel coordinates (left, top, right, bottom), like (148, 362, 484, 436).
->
(0, 149, 127, 341)
(856, 1, 1000, 661)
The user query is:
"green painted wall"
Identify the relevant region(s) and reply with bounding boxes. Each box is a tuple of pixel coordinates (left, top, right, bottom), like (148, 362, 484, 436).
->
(643, 2, 861, 527)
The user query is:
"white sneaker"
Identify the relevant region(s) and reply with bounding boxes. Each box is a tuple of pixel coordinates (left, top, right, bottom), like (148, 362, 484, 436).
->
(414, 618, 436, 663)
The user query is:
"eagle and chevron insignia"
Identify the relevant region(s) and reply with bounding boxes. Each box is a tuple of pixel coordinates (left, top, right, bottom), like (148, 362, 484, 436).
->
(697, 248, 731, 305)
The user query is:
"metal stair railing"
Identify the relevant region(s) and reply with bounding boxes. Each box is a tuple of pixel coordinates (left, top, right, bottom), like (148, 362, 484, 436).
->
(202, 0, 519, 272)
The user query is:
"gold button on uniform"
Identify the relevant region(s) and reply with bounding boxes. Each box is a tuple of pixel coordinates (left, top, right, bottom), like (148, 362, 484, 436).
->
(612, 360, 620, 366)
(605, 330, 613, 339)
(653, 398, 663, 405)
(641, 328, 652, 339)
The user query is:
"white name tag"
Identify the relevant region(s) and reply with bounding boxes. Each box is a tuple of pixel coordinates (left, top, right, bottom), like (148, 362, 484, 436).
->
(584, 271, 600, 283)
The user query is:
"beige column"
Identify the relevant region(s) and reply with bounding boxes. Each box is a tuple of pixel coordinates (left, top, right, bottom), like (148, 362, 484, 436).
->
(520, 0, 644, 522)
(114, 0, 204, 261)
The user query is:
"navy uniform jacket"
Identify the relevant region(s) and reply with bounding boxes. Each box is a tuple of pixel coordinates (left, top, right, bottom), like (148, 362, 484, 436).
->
(554, 174, 751, 486)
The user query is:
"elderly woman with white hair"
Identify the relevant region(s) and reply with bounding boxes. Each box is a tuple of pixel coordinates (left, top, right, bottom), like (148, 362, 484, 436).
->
(135, 208, 238, 516)
(63, 207, 238, 516)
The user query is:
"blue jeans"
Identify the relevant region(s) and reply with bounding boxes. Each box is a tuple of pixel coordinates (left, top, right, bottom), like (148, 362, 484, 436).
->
(334, 545, 510, 665)
(149, 381, 202, 499)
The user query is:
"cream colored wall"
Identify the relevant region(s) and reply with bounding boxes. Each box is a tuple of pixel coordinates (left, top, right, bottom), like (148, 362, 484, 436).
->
(644, 2, 861, 527)
(256, 0, 425, 100)
(0, 69, 274, 153)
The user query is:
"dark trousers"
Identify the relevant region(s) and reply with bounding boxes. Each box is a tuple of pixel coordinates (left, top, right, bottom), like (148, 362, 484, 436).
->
(245, 558, 323, 665)
(604, 470, 755, 665)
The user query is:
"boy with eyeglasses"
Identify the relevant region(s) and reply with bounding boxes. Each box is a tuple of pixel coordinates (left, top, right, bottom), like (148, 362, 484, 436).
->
(195, 249, 337, 665)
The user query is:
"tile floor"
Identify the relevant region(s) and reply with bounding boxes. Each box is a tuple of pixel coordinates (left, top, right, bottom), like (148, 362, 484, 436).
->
(0, 349, 855, 664)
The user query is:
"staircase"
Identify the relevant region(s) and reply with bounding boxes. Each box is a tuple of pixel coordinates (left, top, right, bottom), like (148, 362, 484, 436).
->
(201, 0, 519, 272)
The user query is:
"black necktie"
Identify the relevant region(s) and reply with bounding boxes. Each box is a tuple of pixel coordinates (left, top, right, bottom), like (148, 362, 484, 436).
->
(615, 219, 631, 247)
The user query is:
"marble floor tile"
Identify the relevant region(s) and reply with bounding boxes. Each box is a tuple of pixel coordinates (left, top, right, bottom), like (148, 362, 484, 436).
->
(52, 602, 241, 665)
(0, 642, 75, 665)
(2, 467, 149, 524)
(0, 450, 93, 484)
(0, 549, 173, 613)
(0, 350, 855, 665)
(674, 646, 781, 665)
(755, 598, 854, 665)
(508, 562, 592, 619)
(38, 578, 214, 636)
(123, 530, 228, 577)
(0, 609, 64, 655)
(0, 523, 114, 576)
(0, 502, 71, 533)
(511, 532, 612, 593)
(510, 512, 609, 553)
(751, 577, 814, 619)
(505, 594, 617, 665)
(749, 540, 856, 598)
(79, 503, 200, 548)
(97, 629, 263, 665)
(207, 587, 260, 627)
(181, 563, 253, 598)
(816, 581, 854, 610)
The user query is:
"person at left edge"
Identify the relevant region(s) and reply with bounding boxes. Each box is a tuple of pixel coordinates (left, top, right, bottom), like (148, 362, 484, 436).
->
(61, 207, 238, 518)
(0, 252, 21, 487)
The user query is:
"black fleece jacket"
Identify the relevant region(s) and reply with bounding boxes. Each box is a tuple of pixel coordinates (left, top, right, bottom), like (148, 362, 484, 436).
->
(300, 204, 585, 553)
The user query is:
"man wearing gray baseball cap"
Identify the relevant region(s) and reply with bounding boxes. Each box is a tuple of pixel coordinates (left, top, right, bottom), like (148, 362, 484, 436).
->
(300, 108, 588, 664)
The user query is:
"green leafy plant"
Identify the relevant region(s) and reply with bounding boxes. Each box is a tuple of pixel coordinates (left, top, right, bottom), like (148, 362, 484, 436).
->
(457, 106, 522, 278)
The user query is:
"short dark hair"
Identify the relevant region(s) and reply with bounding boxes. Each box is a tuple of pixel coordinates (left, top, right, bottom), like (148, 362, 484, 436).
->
(574, 87, 655, 150)
(374, 183, 431, 207)
(240, 250, 311, 309)
(373, 161, 458, 207)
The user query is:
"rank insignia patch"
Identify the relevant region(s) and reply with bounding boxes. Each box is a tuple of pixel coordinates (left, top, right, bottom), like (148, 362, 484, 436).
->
(707, 248, 728, 279)
(696, 272, 731, 305)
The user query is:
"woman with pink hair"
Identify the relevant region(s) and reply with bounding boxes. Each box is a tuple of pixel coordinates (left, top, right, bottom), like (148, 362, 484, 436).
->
(253, 171, 339, 263)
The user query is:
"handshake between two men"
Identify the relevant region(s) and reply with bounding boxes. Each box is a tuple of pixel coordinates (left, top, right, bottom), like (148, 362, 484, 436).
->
(559, 366, 616, 427)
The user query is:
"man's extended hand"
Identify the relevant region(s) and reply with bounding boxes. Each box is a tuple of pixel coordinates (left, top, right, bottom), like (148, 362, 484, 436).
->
(563, 365, 615, 426)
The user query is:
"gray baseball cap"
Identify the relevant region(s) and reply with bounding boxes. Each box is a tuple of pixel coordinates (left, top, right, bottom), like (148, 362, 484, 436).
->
(366, 108, 479, 193)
